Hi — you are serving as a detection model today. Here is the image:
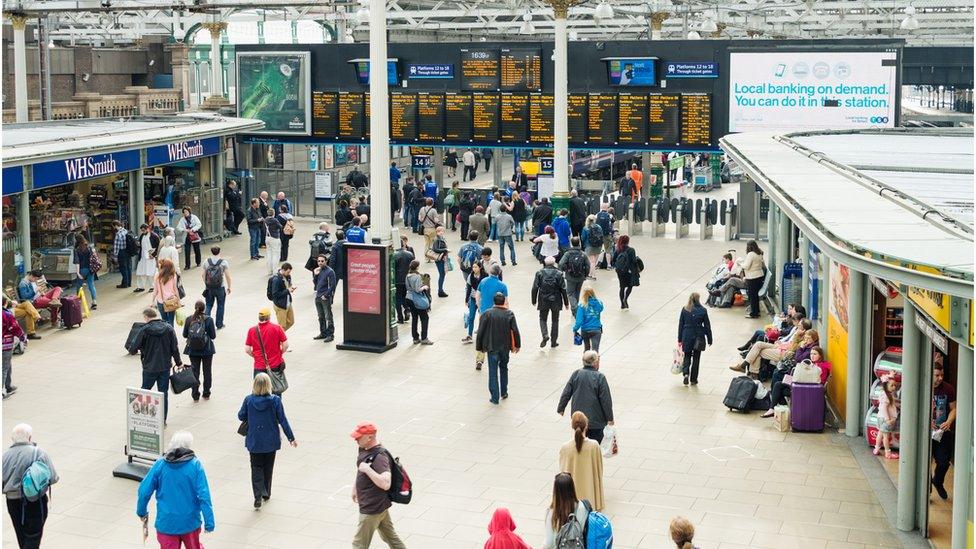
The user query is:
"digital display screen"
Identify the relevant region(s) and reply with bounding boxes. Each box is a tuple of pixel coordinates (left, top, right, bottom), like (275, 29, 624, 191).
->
(460, 49, 500, 91)
(472, 92, 500, 142)
(567, 94, 587, 144)
(390, 92, 418, 141)
(417, 92, 445, 142)
(617, 93, 648, 144)
(346, 248, 382, 314)
(681, 93, 712, 146)
(587, 93, 617, 144)
(364, 92, 371, 139)
(353, 60, 400, 86)
(312, 91, 338, 138)
(237, 52, 311, 135)
(337, 92, 366, 140)
(606, 58, 657, 87)
(529, 93, 554, 144)
(500, 93, 529, 143)
(648, 93, 681, 145)
(445, 92, 473, 141)
(500, 48, 542, 91)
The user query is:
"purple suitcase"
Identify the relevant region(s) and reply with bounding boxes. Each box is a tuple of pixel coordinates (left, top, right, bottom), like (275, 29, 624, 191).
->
(60, 295, 83, 329)
(790, 382, 825, 432)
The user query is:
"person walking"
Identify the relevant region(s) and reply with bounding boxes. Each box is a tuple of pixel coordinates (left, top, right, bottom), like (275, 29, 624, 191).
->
(542, 473, 589, 549)
(313, 254, 337, 343)
(741, 240, 766, 318)
(156, 236, 181, 275)
(532, 225, 560, 265)
(595, 205, 614, 269)
(558, 411, 605, 511)
(329, 230, 347, 291)
(182, 300, 217, 401)
(557, 350, 614, 443)
(572, 286, 604, 352)
(931, 361, 956, 500)
(481, 148, 493, 172)
(132, 307, 183, 423)
(580, 215, 603, 276)
(175, 207, 203, 270)
(446, 182, 461, 231)
(404, 260, 433, 345)
(246, 199, 265, 261)
(569, 190, 587, 237)
(264, 210, 284, 276)
(201, 246, 231, 330)
(495, 205, 517, 266)
(462, 261, 486, 346)
(469, 206, 490, 246)
(431, 226, 450, 298)
(305, 222, 332, 282)
(475, 292, 521, 404)
(487, 192, 504, 241)
(238, 373, 297, 509)
(677, 292, 713, 386)
(244, 309, 288, 388)
(462, 148, 477, 181)
(484, 508, 531, 549)
(457, 192, 475, 240)
(275, 204, 295, 262)
(136, 431, 215, 546)
(613, 235, 641, 309)
(350, 423, 407, 549)
(2, 303, 26, 399)
(152, 259, 181, 326)
(72, 234, 99, 310)
(224, 180, 245, 235)
(457, 231, 483, 284)
(392, 242, 414, 324)
(418, 198, 440, 253)
(113, 220, 134, 288)
(3, 424, 59, 549)
(510, 193, 528, 243)
(269, 263, 296, 332)
(532, 256, 569, 348)
(559, 237, 590, 314)
(669, 517, 697, 549)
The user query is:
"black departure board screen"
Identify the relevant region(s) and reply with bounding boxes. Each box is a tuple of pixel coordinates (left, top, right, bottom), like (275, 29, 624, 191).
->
(417, 93, 445, 142)
(460, 49, 500, 91)
(472, 92, 500, 142)
(529, 93, 554, 143)
(338, 92, 365, 140)
(568, 94, 587, 144)
(500, 93, 529, 143)
(648, 93, 680, 145)
(390, 92, 417, 141)
(445, 92, 472, 141)
(364, 92, 371, 138)
(312, 91, 338, 138)
(500, 48, 542, 91)
(681, 93, 711, 146)
(587, 93, 616, 144)
(617, 93, 648, 144)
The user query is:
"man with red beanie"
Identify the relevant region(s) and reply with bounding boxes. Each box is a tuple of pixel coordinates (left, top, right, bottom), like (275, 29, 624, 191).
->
(351, 422, 406, 549)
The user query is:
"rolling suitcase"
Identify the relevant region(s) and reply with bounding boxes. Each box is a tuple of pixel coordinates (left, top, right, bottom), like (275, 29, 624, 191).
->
(724, 375, 758, 412)
(60, 295, 83, 329)
(790, 382, 826, 432)
(124, 322, 146, 354)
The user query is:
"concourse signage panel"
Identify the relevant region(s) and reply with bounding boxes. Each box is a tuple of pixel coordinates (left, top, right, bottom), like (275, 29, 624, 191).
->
(146, 137, 221, 167)
(408, 64, 454, 79)
(33, 149, 141, 189)
(2, 166, 24, 195)
(665, 62, 719, 78)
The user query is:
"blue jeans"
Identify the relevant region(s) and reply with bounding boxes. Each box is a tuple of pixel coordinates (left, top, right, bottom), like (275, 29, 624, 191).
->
(118, 252, 132, 286)
(514, 221, 525, 241)
(435, 260, 446, 294)
(205, 287, 226, 328)
(489, 222, 498, 240)
(465, 296, 478, 337)
(141, 370, 170, 420)
(487, 350, 510, 403)
(157, 304, 175, 326)
(249, 227, 261, 258)
(75, 267, 97, 301)
(498, 236, 515, 264)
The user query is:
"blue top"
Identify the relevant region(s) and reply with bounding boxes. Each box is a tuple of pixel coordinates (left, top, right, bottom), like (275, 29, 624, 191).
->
(573, 297, 604, 333)
(237, 394, 295, 454)
(136, 450, 215, 535)
(345, 226, 367, 243)
(552, 216, 572, 248)
(390, 166, 401, 184)
(271, 198, 294, 215)
(16, 279, 36, 302)
(423, 181, 438, 199)
(476, 276, 508, 313)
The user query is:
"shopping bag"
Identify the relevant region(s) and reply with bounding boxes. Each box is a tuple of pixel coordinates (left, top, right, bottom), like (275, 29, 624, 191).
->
(600, 425, 619, 458)
(574, 332, 583, 346)
(671, 343, 684, 375)
(175, 307, 187, 327)
(169, 366, 198, 395)
(773, 405, 790, 432)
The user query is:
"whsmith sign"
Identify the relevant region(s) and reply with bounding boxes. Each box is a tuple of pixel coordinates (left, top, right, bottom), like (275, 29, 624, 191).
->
(32, 149, 141, 189)
(147, 137, 221, 167)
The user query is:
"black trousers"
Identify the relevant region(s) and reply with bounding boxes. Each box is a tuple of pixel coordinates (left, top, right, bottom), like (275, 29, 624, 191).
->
(460, 221, 470, 241)
(746, 277, 763, 317)
(409, 302, 429, 340)
(932, 431, 955, 488)
(7, 496, 47, 549)
(682, 348, 702, 383)
(539, 305, 560, 343)
(394, 284, 409, 322)
(190, 355, 213, 399)
(586, 428, 604, 444)
(184, 241, 202, 269)
(249, 451, 277, 500)
(770, 380, 791, 406)
(617, 271, 634, 304)
(280, 234, 292, 261)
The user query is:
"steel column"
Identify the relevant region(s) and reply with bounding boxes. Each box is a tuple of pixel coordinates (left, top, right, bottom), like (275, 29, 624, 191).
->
(897, 303, 922, 531)
(845, 271, 867, 437)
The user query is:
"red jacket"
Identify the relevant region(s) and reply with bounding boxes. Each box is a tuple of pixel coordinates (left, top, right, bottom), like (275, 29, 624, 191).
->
(2, 309, 25, 351)
(485, 508, 531, 549)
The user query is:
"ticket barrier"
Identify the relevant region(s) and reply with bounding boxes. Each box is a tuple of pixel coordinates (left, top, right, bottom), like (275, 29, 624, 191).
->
(675, 198, 691, 239)
(650, 198, 668, 237)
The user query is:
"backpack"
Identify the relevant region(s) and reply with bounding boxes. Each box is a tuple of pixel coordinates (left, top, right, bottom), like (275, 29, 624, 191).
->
(187, 318, 209, 351)
(21, 447, 52, 502)
(565, 252, 589, 279)
(282, 218, 296, 236)
(124, 232, 138, 256)
(459, 243, 480, 273)
(554, 512, 586, 549)
(538, 269, 562, 302)
(586, 224, 604, 247)
(596, 211, 612, 234)
(724, 375, 759, 412)
(88, 251, 103, 273)
(266, 276, 278, 301)
(367, 449, 413, 504)
(581, 500, 614, 549)
(204, 259, 225, 290)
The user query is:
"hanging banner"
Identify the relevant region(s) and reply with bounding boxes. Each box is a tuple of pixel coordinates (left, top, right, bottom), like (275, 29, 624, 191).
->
(125, 387, 165, 461)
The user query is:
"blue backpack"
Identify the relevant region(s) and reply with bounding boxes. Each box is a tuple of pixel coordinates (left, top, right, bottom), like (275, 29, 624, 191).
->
(459, 243, 481, 273)
(21, 447, 52, 502)
(582, 499, 613, 548)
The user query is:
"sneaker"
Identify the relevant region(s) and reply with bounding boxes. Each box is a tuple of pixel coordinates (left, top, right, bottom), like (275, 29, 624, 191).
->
(489, 399, 499, 405)
(420, 339, 434, 345)
(501, 261, 507, 266)
(6, 386, 17, 395)
(438, 292, 449, 298)
(551, 342, 559, 348)
(323, 336, 334, 343)
(683, 374, 689, 386)
(873, 448, 881, 456)
(202, 393, 211, 399)
(461, 336, 472, 343)
(27, 334, 41, 340)
(2, 393, 7, 400)
(476, 362, 483, 371)
(501, 393, 508, 399)
(116, 284, 126, 289)
(413, 339, 421, 344)
(133, 288, 145, 293)
(313, 334, 326, 340)
(511, 261, 517, 266)
(254, 498, 262, 509)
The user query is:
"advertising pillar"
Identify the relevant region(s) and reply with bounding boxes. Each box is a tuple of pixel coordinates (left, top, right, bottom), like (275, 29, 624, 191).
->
(337, 243, 397, 352)
(113, 387, 165, 481)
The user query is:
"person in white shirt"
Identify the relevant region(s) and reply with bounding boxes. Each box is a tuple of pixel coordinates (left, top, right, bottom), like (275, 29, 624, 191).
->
(462, 149, 477, 182)
(175, 207, 203, 270)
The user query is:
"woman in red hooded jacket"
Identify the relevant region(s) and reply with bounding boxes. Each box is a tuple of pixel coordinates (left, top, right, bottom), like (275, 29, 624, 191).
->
(485, 507, 532, 549)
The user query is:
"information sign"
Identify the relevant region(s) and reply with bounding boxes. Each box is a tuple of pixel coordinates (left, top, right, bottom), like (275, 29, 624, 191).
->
(529, 93, 554, 144)
(445, 92, 473, 141)
(500, 48, 542, 91)
(472, 92, 500, 142)
(648, 93, 681, 145)
(680, 93, 712, 146)
(460, 49, 500, 91)
(125, 387, 164, 461)
(417, 93, 445, 142)
(617, 93, 648, 144)
(500, 93, 529, 143)
(314, 171, 333, 199)
(390, 92, 418, 141)
(338, 92, 366, 140)
(587, 93, 617, 143)
(567, 94, 588, 144)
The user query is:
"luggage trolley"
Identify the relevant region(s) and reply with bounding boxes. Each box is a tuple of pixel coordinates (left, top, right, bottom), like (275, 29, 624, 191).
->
(692, 166, 712, 192)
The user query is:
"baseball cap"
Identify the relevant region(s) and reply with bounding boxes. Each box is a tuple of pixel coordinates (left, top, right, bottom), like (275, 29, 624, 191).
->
(350, 422, 377, 439)
(258, 307, 271, 317)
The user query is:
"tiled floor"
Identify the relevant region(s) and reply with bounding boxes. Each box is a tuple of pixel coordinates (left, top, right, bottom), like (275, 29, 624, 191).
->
(3, 204, 906, 548)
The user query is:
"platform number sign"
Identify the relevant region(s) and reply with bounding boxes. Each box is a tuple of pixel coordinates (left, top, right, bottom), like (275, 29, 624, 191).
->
(539, 157, 554, 174)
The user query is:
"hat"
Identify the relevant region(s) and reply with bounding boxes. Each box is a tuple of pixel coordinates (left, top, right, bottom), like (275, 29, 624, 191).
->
(349, 422, 377, 439)
(258, 307, 271, 317)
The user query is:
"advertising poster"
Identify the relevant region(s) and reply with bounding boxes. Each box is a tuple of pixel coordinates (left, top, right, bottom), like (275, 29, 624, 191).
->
(322, 145, 335, 169)
(605, 58, 657, 86)
(728, 50, 898, 132)
(237, 51, 311, 135)
(827, 261, 850, 420)
(347, 248, 381, 314)
(126, 387, 164, 461)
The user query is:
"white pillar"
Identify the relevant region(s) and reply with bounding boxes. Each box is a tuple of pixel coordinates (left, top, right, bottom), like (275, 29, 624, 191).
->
(11, 15, 29, 123)
(551, 9, 570, 211)
(204, 22, 227, 99)
(18, 191, 31, 272)
(951, 346, 973, 549)
(367, 0, 392, 244)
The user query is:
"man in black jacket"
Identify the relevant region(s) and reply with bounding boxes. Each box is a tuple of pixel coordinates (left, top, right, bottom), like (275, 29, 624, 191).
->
(224, 180, 245, 235)
(133, 307, 183, 422)
(475, 293, 521, 405)
(392, 242, 414, 324)
(246, 198, 265, 261)
(269, 263, 295, 332)
(557, 350, 614, 443)
(532, 256, 569, 348)
(329, 230, 347, 288)
(531, 198, 553, 237)
(569, 190, 587, 237)
(313, 255, 337, 343)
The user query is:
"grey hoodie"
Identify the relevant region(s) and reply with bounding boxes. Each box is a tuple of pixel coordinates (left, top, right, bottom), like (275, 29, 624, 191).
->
(2, 442, 59, 500)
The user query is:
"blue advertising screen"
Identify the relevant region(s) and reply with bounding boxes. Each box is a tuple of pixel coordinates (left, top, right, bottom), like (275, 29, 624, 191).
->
(354, 60, 399, 86)
(606, 58, 657, 87)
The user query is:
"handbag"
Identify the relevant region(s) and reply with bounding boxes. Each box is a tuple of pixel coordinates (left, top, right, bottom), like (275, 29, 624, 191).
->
(446, 256, 455, 272)
(176, 274, 186, 299)
(187, 230, 202, 243)
(163, 295, 182, 313)
(255, 324, 288, 393)
(409, 289, 431, 310)
(425, 249, 440, 261)
(237, 420, 248, 437)
(169, 365, 198, 395)
(694, 335, 706, 352)
(793, 359, 822, 384)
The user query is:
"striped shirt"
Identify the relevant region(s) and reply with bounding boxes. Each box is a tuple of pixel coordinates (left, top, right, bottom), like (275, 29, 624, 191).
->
(113, 228, 128, 258)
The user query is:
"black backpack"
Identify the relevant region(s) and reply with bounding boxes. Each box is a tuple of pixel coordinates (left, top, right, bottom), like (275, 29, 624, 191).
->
(366, 449, 413, 505)
(266, 275, 278, 301)
(724, 376, 758, 412)
(187, 318, 209, 351)
(565, 252, 589, 279)
(538, 269, 562, 302)
(124, 232, 138, 256)
(586, 224, 604, 247)
(204, 259, 224, 290)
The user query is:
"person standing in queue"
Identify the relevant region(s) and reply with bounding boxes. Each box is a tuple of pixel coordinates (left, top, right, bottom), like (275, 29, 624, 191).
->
(392, 242, 414, 325)
(182, 300, 217, 401)
(313, 255, 337, 343)
(741, 240, 766, 319)
(475, 292, 521, 405)
(238, 373, 297, 509)
(404, 261, 433, 345)
(677, 292, 712, 386)
(350, 423, 407, 549)
(246, 198, 265, 261)
(431, 226, 450, 298)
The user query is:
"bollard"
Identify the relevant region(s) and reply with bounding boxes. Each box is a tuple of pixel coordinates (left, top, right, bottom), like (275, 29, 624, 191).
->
(675, 202, 689, 239)
(628, 202, 643, 236)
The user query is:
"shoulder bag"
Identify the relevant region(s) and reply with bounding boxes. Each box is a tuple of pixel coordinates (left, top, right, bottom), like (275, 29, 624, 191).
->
(170, 365, 198, 394)
(793, 359, 822, 384)
(255, 324, 288, 393)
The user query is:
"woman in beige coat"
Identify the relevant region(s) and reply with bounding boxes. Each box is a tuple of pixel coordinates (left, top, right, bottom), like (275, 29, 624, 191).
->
(741, 240, 766, 318)
(558, 411, 604, 510)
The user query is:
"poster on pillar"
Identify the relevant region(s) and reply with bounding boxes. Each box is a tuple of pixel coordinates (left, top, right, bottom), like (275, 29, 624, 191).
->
(827, 260, 850, 421)
(236, 51, 311, 135)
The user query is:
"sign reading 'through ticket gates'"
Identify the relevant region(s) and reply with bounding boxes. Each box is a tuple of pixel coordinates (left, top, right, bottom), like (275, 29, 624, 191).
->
(665, 62, 719, 78)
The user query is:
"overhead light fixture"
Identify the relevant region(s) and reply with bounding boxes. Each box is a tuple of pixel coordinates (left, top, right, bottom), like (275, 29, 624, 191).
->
(522, 12, 532, 22)
(519, 20, 535, 34)
(344, 28, 355, 43)
(355, 6, 370, 25)
(687, 30, 701, 39)
(700, 16, 718, 33)
(479, 36, 487, 42)
(594, 1, 614, 19)
(900, 5, 919, 30)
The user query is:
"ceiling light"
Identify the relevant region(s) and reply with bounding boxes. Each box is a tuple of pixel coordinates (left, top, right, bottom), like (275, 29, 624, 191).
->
(519, 20, 535, 34)
(904, 5, 917, 15)
(700, 17, 718, 33)
(900, 15, 919, 30)
(522, 12, 532, 22)
(355, 6, 370, 25)
(594, 1, 613, 19)
(687, 30, 701, 39)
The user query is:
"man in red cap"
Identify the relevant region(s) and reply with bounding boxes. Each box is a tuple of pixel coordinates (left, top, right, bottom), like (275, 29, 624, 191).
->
(351, 422, 406, 549)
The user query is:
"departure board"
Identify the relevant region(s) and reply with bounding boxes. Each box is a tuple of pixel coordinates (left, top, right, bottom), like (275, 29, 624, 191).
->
(417, 92, 445, 142)
(648, 93, 680, 145)
(460, 49, 500, 91)
(364, 92, 370, 138)
(338, 92, 365, 140)
(567, 94, 587, 144)
(390, 92, 418, 141)
(529, 93, 554, 143)
(681, 93, 712, 146)
(445, 92, 473, 141)
(311, 91, 338, 138)
(472, 92, 500, 142)
(617, 93, 648, 144)
(500, 93, 529, 143)
(587, 93, 617, 144)
(500, 48, 542, 91)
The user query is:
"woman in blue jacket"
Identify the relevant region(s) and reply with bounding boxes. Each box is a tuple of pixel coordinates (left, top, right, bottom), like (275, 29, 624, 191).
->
(677, 292, 713, 386)
(573, 285, 604, 352)
(136, 431, 215, 547)
(238, 373, 297, 509)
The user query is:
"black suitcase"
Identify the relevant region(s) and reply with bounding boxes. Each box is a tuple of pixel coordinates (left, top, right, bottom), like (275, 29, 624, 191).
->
(724, 375, 758, 412)
(124, 322, 146, 354)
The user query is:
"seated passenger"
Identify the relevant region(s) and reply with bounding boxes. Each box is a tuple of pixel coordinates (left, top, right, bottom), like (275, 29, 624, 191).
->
(732, 319, 812, 376)
(713, 260, 745, 308)
(738, 304, 806, 351)
(762, 345, 831, 418)
(17, 271, 62, 327)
